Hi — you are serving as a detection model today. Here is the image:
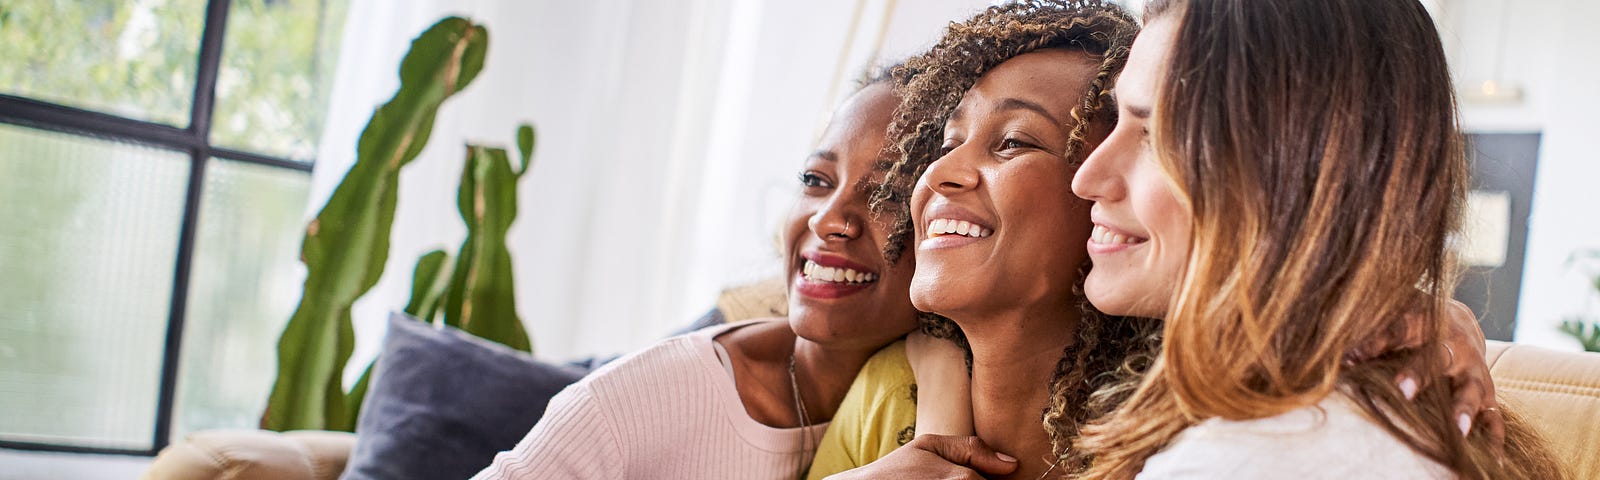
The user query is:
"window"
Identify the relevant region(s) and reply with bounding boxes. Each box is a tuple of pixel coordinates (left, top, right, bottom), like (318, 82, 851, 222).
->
(0, 0, 348, 455)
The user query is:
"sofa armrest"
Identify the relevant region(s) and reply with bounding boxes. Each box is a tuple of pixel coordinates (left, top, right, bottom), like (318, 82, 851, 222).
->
(142, 429, 357, 480)
(1484, 340, 1600, 479)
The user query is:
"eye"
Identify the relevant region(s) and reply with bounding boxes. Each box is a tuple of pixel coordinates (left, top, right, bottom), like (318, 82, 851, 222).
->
(1000, 137, 1037, 151)
(937, 139, 959, 158)
(798, 171, 833, 189)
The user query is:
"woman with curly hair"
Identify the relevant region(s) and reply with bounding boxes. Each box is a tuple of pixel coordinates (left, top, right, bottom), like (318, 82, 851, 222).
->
(814, 1, 1503, 479)
(809, 3, 1157, 479)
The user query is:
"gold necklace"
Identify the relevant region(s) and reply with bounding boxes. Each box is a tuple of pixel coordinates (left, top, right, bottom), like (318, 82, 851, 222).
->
(789, 354, 816, 477)
(1036, 456, 1063, 480)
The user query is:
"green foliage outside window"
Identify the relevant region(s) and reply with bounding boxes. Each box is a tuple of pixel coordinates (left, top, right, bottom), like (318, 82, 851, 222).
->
(0, 0, 347, 159)
(0, 0, 205, 124)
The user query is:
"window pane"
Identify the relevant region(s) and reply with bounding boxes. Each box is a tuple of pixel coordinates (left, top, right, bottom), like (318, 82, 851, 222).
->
(0, 124, 190, 450)
(0, 1, 207, 125)
(210, 0, 350, 159)
(174, 158, 309, 439)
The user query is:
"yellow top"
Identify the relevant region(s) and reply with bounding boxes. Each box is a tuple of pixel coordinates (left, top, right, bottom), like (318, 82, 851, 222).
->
(806, 340, 918, 479)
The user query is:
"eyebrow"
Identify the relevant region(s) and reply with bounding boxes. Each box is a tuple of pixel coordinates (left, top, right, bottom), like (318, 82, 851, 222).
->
(1125, 103, 1152, 119)
(1111, 86, 1152, 119)
(996, 98, 1061, 125)
(948, 104, 968, 124)
(808, 150, 838, 162)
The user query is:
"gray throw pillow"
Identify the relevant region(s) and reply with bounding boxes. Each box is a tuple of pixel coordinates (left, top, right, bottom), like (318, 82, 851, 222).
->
(340, 313, 588, 480)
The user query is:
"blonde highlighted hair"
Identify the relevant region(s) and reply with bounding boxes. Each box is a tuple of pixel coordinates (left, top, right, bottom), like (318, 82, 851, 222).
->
(1076, 0, 1565, 478)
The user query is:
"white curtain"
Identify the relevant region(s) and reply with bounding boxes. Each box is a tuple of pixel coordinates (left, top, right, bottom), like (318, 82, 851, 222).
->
(311, 0, 997, 379)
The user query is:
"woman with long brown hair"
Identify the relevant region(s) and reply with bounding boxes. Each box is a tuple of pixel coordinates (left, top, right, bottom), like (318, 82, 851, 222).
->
(1071, 0, 1564, 478)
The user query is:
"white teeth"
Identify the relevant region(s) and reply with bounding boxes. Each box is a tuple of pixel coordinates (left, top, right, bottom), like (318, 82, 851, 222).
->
(1091, 225, 1144, 245)
(801, 260, 877, 284)
(927, 218, 992, 239)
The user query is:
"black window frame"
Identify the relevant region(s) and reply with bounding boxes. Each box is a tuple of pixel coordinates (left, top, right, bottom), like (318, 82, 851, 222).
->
(0, 0, 314, 457)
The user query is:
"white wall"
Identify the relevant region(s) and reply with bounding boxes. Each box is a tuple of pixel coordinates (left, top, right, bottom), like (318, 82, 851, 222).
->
(1435, 0, 1600, 350)
(313, 0, 996, 374)
(314, 0, 1600, 377)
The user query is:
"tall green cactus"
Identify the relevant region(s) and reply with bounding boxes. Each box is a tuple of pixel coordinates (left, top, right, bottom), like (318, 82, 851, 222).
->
(261, 17, 489, 432)
(398, 125, 536, 347)
(341, 126, 536, 427)
(440, 126, 535, 350)
(403, 249, 453, 323)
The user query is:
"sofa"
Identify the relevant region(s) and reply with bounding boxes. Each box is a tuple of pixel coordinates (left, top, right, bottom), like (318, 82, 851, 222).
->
(142, 281, 1600, 479)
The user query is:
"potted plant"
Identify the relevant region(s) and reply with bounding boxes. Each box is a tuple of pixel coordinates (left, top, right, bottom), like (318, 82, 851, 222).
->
(260, 16, 534, 432)
(1559, 249, 1600, 352)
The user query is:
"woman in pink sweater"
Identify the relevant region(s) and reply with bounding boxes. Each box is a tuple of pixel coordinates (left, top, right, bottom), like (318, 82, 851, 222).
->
(472, 74, 922, 479)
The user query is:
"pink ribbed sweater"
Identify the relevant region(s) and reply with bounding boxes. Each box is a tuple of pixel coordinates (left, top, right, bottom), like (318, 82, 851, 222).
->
(472, 321, 830, 479)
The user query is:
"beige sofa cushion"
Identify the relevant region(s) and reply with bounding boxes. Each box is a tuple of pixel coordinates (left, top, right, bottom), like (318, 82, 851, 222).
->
(140, 429, 355, 480)
(1485, 340, 1600, 478)
(716, 276, 787, 321)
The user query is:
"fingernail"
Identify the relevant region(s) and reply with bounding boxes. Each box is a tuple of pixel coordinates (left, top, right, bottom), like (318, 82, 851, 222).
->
(1457, 413, 1471, 436)
(997, 453, 1017, 463)
(1398, 376, 1418, 400)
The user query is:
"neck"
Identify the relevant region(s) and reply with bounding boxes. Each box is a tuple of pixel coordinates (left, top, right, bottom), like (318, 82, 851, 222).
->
(716, 319, 887, 427)
(959, 302, 1080, 479)
(792, 335, 882, 422)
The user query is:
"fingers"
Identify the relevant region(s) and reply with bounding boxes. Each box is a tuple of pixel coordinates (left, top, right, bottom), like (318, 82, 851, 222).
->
(1441, 300, 1486, 358)
(1394, 342, 1453, 394)
(1404, 320, 1476, 393)
(911, 434, 1019, 476)
(1449, 377, 1486, 436)
(1395, 371, 1420, 400)
(1458, 355, 1506, 454)
(1353, 310, 1430, 364)
(1481, 405, 1507, 463)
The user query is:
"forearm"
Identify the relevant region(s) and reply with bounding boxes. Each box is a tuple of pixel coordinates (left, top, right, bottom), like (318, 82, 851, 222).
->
(906, 331, 973, 436)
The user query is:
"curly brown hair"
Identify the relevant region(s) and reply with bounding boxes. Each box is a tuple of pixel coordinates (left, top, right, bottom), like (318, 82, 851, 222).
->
(868, 0, 1162, 474)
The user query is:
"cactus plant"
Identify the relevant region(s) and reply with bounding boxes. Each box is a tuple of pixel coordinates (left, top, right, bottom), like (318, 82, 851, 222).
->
(438, 129, 535, 350)
(403, 249, 453, 323)
(261, 17, 490, 432)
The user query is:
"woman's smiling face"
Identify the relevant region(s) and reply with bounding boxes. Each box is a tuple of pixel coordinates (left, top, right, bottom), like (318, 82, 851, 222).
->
(909, 49, 1102, 319)
(783, 82, 919, 349)
(1071, 18, 1192, 319)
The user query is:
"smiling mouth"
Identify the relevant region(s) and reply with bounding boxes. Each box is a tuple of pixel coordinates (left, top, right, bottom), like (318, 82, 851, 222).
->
(802, 259, 877, 284)
(1090, 224, 1148, 245)
(927, 218, 993, 239)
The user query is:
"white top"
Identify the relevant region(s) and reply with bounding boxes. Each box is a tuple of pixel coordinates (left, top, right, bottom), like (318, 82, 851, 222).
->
(1136, 392, 1453, 479)
(472, 321, 830, 480)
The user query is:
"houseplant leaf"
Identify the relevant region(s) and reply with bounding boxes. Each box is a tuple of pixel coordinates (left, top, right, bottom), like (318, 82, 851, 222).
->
(261, 16, 489, 432)
(442, 143, 532, 352)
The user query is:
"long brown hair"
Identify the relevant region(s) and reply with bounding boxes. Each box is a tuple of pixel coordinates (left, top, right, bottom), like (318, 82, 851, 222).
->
(870, 0, 1162, 472)
(1077, 1, 1564, 478)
